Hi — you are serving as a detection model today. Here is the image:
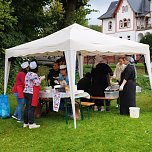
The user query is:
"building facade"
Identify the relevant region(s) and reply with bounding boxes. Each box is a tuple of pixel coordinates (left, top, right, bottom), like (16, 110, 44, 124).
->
(99, 0, 152, 42)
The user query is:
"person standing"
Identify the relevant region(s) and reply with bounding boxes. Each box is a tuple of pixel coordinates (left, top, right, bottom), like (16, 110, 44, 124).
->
(91, 62, 113, 111)
(12, 61, 29, 122)
(119, 56, 136, 115)
(23, 61, 44, 129)
(113, 57, 126, 107)
(113, 57, 126, 82)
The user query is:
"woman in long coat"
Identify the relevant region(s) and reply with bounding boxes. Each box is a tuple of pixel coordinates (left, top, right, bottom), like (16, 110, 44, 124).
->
(119, 56, 136, 115)
(91, 62, 113, 111)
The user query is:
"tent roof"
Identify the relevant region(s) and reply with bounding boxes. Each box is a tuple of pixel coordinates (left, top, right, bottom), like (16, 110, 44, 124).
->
(6, 23, 149, 58)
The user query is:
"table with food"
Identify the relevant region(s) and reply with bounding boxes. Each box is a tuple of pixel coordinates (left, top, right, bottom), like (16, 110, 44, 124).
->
(36, 85, 90, 122)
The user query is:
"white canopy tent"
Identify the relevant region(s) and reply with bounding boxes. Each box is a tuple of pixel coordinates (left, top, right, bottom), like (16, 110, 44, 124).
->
(4, 23, 152, 128)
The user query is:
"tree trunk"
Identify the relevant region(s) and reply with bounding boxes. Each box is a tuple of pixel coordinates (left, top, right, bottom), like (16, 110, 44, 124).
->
(64, 0, 77, 27)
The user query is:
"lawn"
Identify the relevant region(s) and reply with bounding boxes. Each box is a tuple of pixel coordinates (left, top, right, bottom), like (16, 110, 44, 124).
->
(0, 64, 152, 152)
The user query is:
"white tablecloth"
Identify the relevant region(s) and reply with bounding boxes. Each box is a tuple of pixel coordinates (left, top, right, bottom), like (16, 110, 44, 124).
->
(39, 90, 90, 99)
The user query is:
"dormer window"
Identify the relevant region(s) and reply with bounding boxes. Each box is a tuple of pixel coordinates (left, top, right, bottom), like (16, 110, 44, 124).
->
(119, 20, 123, 29)
(108, 21, 112, 31)
(122, 5, 128, 13)
(123, 18, 127, 28)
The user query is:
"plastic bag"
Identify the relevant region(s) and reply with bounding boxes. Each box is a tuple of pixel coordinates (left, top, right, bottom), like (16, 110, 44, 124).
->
(0, 94, 10, 119)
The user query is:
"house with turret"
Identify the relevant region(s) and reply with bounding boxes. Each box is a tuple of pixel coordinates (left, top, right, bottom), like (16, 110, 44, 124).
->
(98, 0, 152, 42)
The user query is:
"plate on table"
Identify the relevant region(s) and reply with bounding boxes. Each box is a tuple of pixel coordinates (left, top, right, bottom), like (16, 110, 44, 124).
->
(54, 85, 62, 89)
(75, 90, 84, 94)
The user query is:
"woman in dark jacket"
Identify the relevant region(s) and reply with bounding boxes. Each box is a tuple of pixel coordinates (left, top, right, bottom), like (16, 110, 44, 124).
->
(119, 56, 136, 115)
(77, 72, 92, 102)
(77, 72, 92, 95)
(91, 63, 113, 111)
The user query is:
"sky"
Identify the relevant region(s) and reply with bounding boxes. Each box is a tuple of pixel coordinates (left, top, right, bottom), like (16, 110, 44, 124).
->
(87, 0, 115, 25)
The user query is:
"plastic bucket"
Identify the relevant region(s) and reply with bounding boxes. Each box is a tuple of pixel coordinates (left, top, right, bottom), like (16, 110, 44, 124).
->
(129, 107, 140, 118)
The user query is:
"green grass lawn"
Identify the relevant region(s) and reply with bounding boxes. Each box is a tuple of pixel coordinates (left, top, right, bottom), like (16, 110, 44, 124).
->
(0, 91, 152, 152)
(0, 64, 152, 152)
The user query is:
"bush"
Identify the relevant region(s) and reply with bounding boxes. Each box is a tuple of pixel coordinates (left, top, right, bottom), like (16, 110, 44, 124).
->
(136, 75, 150, 90)
(0, 62, 151, 94)
(0, 59, 20, 94)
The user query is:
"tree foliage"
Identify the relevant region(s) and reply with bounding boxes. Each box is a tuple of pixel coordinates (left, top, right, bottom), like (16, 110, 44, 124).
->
(59, 0, 89, 27)
(140, 33, 152, 57)
(0, 0, 92, 51)
(88, 25, 101, 32)
(0, 0, 17, 56)
(11, 0, 51, 41)
(43, 0, 92, 36)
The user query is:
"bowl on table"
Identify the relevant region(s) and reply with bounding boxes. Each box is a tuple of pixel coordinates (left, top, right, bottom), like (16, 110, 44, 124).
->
(104, 90, 119, 98)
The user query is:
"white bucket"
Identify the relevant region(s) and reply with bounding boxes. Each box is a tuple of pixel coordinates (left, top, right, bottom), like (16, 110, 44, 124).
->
(129, 107, 140, 118)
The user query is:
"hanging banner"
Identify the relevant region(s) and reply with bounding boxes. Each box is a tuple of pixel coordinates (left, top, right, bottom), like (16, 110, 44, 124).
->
(53, 93, 61, 112)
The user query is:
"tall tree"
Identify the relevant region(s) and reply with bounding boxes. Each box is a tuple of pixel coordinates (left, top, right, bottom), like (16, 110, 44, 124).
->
(42, 0, 92, 35)
(59, 0, 90, 27)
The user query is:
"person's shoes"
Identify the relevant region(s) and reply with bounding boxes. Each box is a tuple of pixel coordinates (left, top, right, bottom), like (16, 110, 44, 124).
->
(12, 115, 18, 120)
(101, 108, 105, 112)
(29, 123, 40, 129)
(94, 106, 98, 111)
(23, 123, 29, 128)
(23, 123, 37, 128)
(17, 119, 23, 123)
(116, 104, 119, 108)
(100, 106, 105, 112)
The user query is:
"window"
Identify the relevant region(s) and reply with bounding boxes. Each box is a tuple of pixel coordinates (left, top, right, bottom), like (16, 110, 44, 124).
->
(122, 5, 128, 13)
(108, 21, 112, 31)
(127, 36, 130, 40)
(123, 18, 127, 28)
(125, 5, 128, 12)
(122, 6, 125, 13)
(127, 19, 131, 27)
(119, 20, 123, 28)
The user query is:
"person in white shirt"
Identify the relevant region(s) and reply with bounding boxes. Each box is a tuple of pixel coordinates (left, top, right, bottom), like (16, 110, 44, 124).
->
(113, 57, 126, 82)
(113, 57, 126, 108)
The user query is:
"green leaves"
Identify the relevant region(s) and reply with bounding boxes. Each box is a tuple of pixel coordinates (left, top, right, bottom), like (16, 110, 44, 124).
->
(140, 33, 152, 57)
(0, 0, 17, 31)
(0, 0, 17, 54)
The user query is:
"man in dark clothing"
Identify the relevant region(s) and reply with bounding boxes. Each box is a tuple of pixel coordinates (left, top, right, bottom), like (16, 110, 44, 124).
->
(77, 72, 92, 102)
(77, 72, 92, 94)
(47, 62, 60, 88)
(91, 63, 113, 111)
